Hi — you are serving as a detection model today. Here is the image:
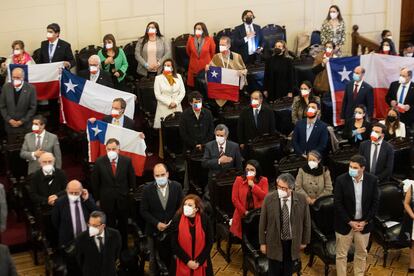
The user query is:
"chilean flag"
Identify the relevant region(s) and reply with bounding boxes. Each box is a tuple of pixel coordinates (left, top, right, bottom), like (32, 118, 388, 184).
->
(8, 62, 63, 100)
(60, 69, 136, 131)
(87, 120, 146, 176)
(207, 66, 240, 102)
(327, 53, 414, 126)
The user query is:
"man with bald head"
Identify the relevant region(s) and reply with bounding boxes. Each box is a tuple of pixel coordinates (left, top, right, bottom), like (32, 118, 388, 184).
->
(78, 54, 113, 88)
(0, 67, 37, 135)
(341, 66, 374, 120)
(386, 67, 414, 127)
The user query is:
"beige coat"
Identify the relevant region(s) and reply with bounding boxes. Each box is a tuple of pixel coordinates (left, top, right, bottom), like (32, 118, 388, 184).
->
(295, 167, 333, 200)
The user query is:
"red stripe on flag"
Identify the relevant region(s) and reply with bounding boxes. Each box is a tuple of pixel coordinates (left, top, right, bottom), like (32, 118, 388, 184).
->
(334, 90, 345, 126)
(60, 96, 105, 131)
(32, 81, 60, 100)
(373, 88, 388, 119)
(207, 82, 239, 102)
(120, 151, 146, 176)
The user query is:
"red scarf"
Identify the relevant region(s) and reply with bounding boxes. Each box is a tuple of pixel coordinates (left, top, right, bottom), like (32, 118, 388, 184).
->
(12, 52, 32, 64)
(176, 213, 206, 276)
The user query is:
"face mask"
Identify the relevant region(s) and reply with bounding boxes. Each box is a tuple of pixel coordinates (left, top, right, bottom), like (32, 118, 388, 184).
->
(399, 76, 407, 84)
(383, 45, 390, 52)
(68, 194, 80, 202)
(89, 226, 100, 237)
(155, 176, 168, 186)
(306, 107, 317, 118)
(46, 32, 54, 40)
(148, 28, 157, 34)
(301, 89, 310, 97)
(42, 164, 54, 175)
(216, 136, 225, 145)
(278, 189, 288, 198)
(193, 102, 202, 111)
(353, 73, 361, 82)
(195, 29, 203, 37)
(32, 124, 40, 133)
(111, 109, 120, 118)
(349, 168, 358, 178)
(251, 99, 260, 108)
(330, 12, 338, 19)
(406, 53, 413, 57)
(219, 45, 228, 53)
(245, 17, 253, 25)
(273, 48, 283, 55)
(387, 36, 393, 40)
(370, 131, 380, 142)
(354, 112, 364, 119)
(89, 65, 98, 74)
(387, 115, 397, 123)
(325, 47, 333, 53)
(164, 66, 173, 73)
(13, 49, 22, 56)
(107, 150, 118, 161)
(13, 79, 22, 88)
(246, 170, 256, 181)
(105, 43, 113, 50)
(183, 205, 195, 217)
(308, 161, 318, 170)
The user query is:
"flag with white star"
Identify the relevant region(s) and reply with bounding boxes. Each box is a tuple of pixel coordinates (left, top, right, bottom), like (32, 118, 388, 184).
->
(207, 66, 240, 102)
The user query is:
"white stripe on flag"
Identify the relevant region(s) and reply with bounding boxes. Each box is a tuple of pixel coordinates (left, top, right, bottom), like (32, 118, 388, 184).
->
(28, 62, 63, 82)
(221, 67, 240, 86)
(105, 124, 146, 156)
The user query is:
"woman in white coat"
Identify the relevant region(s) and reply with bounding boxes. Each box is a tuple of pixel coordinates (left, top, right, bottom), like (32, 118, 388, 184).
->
(153, 59, 186, 129)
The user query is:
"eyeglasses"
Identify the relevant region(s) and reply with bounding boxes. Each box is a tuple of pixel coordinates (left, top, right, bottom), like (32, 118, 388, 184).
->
(277, 185, 289, 192)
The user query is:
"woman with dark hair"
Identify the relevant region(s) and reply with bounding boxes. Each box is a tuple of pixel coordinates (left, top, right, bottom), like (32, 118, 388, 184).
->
(342, 104, 372, 146)
(230, 160, 268, 239)
(313, 41, 339, 94)
(154, 58, 185, 129)
(320, 5, 346, 51)
(380, 108, 406, 140)
(171, 194, 213, 276)
(135, 21, 171, 78)
(292, 81, 321, 124)
(97, 34, 129, 90)
(295, 150, 332, 205)
(377, 38, 397, 55)
(186, 22, 216, 88)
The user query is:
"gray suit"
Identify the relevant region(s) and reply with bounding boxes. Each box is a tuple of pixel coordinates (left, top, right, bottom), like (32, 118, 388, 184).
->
(0, 244, 17, 276)
(0, 82, 37, 134)
(0, 184, 7, 232)
(134, 36, 171, 77)
(20, 131, 62, 175)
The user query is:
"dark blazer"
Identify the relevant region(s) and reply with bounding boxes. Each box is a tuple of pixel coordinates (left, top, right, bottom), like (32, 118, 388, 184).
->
(202, 140, 243, 177)
(38, 39, 75, 68)
(0, 244, 17, 276)
(237, 105, 276, 145)
(78, 69, 114, 88)
(385, 81, 414, 126)
(341, 80, 374, 119)
(334, 172, 379, 234)
(292, 118, 329, 155)
(0, 82, 37, 134)
(263, 55, 294, 101)
(91, 155, 136, 211)
(140, 180, 183, 235)
(232, 23, 264, 63)
(102, 115, 136, 131)
(76, 227, 121, 276)
(179, 107, 215, 150)
(259, 191, 311, 262)
(358, 140, 394, 182)
(342, 119, 372, 147)
(29, 168, 67, 207)
(51, 195, 98, 247)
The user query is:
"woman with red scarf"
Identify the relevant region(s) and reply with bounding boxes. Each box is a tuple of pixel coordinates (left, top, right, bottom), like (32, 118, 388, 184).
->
(171, 194, 213, 276)
(230, 160, 268, 239)
(0, 40, 35, 76)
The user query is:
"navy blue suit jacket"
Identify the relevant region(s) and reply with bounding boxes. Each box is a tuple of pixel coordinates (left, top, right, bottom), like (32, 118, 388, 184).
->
(292, 118, 329, 155)
(232, 23, 263, 63)
(341, 80, 374, 119)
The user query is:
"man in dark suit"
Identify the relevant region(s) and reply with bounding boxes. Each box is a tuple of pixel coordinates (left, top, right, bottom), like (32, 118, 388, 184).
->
(292, 101, 329, 156)
(385, 68, 414, 127)
(77, 54, 114, 88)
(232, 10, 264, 64)
(359, 122, 394, 182)
(334, 154, 379, 276)
(0, 67, 37, 135)
(76, 211, 121, 276)
(140, 163, 183, 275)
(259, 173, 311, 275)
(341, 66, 374, 120)
(179, 91, 214, 152)
(91, 138, 136, 249)
(237, 90, 276, 149)
(0, 244, 17, 276)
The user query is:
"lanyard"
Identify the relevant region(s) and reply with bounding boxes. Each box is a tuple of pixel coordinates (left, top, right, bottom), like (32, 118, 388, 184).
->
(220, 53, 230, 69)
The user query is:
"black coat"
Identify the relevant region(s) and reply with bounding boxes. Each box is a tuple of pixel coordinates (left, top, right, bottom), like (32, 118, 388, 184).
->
(341, 80, 374, 120)
(29, 168, 67, 207)
(38, 39, 75, 68)
(237, 105, 276, 144)
(179, 107, 215, 150)
(75, 227, 121, 276)
(91, 155, 136, 213)
(102, 114, 136, 131)
(232, 23, 263, 63)
(140, 181, 183, 235)
(342, 119, 372, 147)
(263, 55, 294, 101)
(77, 69, 114, 88)
(202, 140, 243, 177)
(358, 140, 394, 182)
(385, 81, 414, 126)
(334, 172, 379, 235)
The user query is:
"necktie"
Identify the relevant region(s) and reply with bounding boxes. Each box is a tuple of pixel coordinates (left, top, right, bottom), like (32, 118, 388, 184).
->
(370, 143, 378, 174)
(113, 119, 120, 126)
(74, 200, 82, 236)
(254, 109, 259, 127)
(281, 198, 291, 240)
(353, 83, 359, 100)
(399, 85, 406, 104)
(36, 135, 41, 149)
(111, 160, 117, 175)
(219, 145, 224, 157)
(49, 44, 54, 61)
(97, 236, 104, 252)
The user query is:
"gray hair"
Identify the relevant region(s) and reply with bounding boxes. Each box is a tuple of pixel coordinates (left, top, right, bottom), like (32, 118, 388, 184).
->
(277, 173, 296, 190)
(88, 54, 101, 67)
(214, 124, 229, 136)
(12, 67, 25, 78)
(220, 36, 232, 46)
(90, 210, 107, 224)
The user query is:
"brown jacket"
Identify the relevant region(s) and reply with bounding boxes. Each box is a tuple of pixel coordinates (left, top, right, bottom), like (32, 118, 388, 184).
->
(259, 191, 311, 261)
(295, 167, 333, 200)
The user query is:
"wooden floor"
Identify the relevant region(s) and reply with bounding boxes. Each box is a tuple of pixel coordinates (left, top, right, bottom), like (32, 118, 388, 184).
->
(11, 241, 414, 276)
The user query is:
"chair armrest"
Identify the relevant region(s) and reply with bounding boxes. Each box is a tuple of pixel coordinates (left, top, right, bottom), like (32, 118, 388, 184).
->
(311, 225, 328, 244)
(242, 238, 261, 259)
(129, 221, 150, 255)
(215, 207, 231, 224)
(374, 215, 388, 230)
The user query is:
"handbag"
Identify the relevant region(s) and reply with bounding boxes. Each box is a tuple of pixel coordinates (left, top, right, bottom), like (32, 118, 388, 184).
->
(399, 184, 414, 242)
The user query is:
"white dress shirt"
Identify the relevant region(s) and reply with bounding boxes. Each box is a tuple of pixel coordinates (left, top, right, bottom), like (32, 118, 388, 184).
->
(253, 105, 261, 116)
(48, 38, 59, 61)
(111, 115, 125, 127)
(94, 231, 105, 251)
(279, 195, 292, 215)
(352, 175, 364, 220)
(397, 82, 411, 104)
(90, 70, 100, 83)
(31, 130, 46, 160)
(244, 23, 256, 55)
(157, 183, 168, 198)
(370, 140, 383, 170)
(353, 80, 363, 94)
(69, 198, 87, 235)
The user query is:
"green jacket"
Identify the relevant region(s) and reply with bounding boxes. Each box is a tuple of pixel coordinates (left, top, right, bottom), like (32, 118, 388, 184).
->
(98, 48, 129, 82)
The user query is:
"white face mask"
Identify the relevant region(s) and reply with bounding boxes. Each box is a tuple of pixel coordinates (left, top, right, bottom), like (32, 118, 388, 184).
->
(13, 49, 22, 56)
(354, 112, 364, 119)
(387, 36, 393, 40)
(216, 136, 225, 145)
(164, 66, 173, 73)
(308, 161, 318, 170)
(148, 28, 157, 34)
(111, 109, 120, 117)
(330, 12, 338, 19)
(32, 124, 40, 132)
(105, 43, 113, 50)
(278, 189, 288, 198)
(46, 32, 54, 39)
(406, 53, 414, 57)
(219, 45, 228, 53)
(42, 164, 54, 175)
(107, 150, 118, 161)
(246, 171, 256, 177)
(13, 79, 23, 88)
(301, 89, 310, 97)
(195, 29, 203, 37)
(325, 47, 333, 53)
(399, 76, 407, 84)
(183, 205, 195, 217)
(89, 226, 100, 237)
(89, 65, 98, 74)
(383, 45, 391, 52)
(68, 194, 80, 202)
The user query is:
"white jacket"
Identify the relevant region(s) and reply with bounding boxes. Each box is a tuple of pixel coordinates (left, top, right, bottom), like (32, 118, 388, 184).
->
(379, 120, 406, 138)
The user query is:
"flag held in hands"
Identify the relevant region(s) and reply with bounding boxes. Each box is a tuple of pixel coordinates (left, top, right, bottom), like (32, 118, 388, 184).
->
(87, 120, 146, 176)
(60, 69, 136, 131)
(207, 66, 240, 102)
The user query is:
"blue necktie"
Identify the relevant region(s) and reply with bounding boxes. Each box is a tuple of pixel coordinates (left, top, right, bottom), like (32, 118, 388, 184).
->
(49, 44, 54, 62)
(399, 85, 406, 104)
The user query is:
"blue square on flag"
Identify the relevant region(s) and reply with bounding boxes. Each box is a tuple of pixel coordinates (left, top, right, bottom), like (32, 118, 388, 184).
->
(207, 66, 222, 84)
(87, 120, 108, 143)
(60, 69, 86, 104)
(329, 56, 361, 91)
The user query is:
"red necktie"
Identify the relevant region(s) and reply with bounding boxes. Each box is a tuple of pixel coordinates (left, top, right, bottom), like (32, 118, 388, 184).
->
(111, 160, 117, 175)
(353, 83, 359, 100)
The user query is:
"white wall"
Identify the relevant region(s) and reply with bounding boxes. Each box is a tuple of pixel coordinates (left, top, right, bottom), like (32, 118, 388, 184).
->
(0, 0, 401, 57)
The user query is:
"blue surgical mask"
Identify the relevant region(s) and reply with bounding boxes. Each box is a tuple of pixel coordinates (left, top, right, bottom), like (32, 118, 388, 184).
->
(349, 168, 359, 178)
(155, 176, 168, 187)
(353, 73, 361, 82)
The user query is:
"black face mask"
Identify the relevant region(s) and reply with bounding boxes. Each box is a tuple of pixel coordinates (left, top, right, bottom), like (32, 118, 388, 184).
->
(387, 116, 397, 123)
(273, 48, 283, 55)
(245, 17, 253, 24)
